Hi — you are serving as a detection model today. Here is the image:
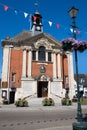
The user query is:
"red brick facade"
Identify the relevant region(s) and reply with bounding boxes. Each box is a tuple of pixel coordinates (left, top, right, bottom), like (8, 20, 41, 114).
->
(10, 49, 23, 88)
(8, 49, 68, 89)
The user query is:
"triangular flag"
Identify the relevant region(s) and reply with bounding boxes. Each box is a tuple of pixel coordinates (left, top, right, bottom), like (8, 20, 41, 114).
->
(56, 24, 60, 28)
(70, 28, 73, 33)
(24, 12, 28, 18)
(14, 10, 18, 15)
(4, 5, 9, 11)
(33, 16, 37, 21)
(77, 30, 80, 34)
(74, 30, 76, 33)
(48, 21, 52, 26)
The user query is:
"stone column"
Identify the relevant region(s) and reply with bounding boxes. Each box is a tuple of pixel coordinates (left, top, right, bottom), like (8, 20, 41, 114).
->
(2, 45, 13, 102)
(46, 52, 48, 62)
(2, 46, 9, 82)
(48, 81, 51, 97)
(67, 52, 74, 98)
(52, 52, 54, 62)
(22, 49, 26, 77)
(57, 54, 61, 78)
(28, 50, 32, 77)
(36, 50, 38, 61)
(53, 53, 56, 79)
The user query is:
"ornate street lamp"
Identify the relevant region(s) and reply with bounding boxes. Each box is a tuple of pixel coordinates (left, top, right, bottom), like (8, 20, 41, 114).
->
(68, 6, 82, 122)
(68, 6, 87, 130)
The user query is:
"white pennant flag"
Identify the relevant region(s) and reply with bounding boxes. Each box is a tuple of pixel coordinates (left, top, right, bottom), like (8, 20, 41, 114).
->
(48, 21, 52, 26)
(70, 28, 76, 33)
(70, 28, 73, 33)
(24, 12, 28, 18)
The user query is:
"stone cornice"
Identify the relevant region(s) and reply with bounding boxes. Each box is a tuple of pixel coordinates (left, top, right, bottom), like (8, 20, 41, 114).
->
(34, 38, 54, 50)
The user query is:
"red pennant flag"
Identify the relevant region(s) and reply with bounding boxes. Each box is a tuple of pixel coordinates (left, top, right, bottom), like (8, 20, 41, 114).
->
(33, 16, 37, 21)
(4, 5, 9, 11)
(77, 30, 80, 34)
(56, 24, 60, 28)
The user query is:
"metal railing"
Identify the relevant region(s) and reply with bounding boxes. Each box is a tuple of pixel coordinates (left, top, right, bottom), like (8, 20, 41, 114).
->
(23, 93, 37, 100)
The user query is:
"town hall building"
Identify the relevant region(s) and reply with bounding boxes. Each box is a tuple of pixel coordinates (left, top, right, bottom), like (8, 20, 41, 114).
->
(1, 11, 75, 103)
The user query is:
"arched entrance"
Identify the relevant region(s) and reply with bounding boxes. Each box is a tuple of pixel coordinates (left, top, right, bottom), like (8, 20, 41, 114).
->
(37, 74, 49, 98)
(9, 87, 16, 104)
(37, 81, 48, 97)
(9, 91, 15, 103)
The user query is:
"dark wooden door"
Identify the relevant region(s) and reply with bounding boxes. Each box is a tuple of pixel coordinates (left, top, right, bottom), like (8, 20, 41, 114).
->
(37, 81, 48, 97)
(9, 91, 15, 104)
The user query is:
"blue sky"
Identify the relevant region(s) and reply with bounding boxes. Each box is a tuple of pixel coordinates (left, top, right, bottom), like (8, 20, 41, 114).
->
(0, 0, 87, 78)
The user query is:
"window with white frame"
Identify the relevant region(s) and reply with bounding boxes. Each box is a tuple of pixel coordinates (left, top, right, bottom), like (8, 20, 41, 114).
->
(38, 46, 46, 61)
(48, 52, 51, 61)
(12, 73, 15, 82)
(32, 51, 36, 61)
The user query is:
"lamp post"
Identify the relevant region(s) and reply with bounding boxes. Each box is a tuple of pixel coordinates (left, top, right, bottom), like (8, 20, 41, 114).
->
(68, 6, 87, 130)
(68, 6, 83, 122)
(66, 6, 87, 130)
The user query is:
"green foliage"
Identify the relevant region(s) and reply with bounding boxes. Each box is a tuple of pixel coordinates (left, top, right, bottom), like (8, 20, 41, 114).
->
(14, 98, 28, 107)
(42, 98, 55, 106)
(2, 98, 9, 104)
(80, 98, 87, 105)
(72, 95, 78, 102)
(61, 98, 72, 106)
(63, 42, 73, 51)
(61, 38, 87, 52)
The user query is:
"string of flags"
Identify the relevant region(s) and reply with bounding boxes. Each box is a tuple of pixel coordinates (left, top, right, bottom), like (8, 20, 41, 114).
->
(0, 2, 86, 36)
(0, 2, 29, 18)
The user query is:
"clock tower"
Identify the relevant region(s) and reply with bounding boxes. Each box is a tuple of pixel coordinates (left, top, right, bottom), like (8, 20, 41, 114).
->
(31, 11, 43, 35)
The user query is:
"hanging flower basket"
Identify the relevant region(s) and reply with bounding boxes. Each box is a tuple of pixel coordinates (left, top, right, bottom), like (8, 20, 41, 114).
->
(61, 38, 87, 53)
(76, 41, 87, 52)
(61, 38, 75, 51)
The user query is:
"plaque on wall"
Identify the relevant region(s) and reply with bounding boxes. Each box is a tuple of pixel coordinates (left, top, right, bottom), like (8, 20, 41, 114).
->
(40, 66, 46, 73)
(2, 82, 8, 88)
(2, 90, 7, 98)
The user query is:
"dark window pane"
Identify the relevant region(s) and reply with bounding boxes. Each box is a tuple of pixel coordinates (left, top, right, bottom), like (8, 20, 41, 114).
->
(32, 51, 36, 60)
(12, 74, 15, 82)
(38, 46, 45, 61)
(48, 52, 51, 61)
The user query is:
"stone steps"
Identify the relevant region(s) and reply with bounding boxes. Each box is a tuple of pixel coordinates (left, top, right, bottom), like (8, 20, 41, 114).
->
(27, 97, 61, 107)
(28, 98, 44, 106)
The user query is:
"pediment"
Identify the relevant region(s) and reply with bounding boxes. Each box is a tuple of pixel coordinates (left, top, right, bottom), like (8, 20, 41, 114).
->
(34, 38, 54, 50)
(2, 31, 61, 50)
(23, 33, 61, 49)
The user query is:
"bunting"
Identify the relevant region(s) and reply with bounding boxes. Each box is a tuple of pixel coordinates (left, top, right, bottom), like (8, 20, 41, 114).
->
(24, 12, 28, 18)
(56, 24, 60, 28)
(48, 21, 53, 26)
(0, 2, 86, 37)
(77, 30, 81, 34)
(33, 16, 37, 21)
(14, 10, 18, 15)
(4, 5, 8, 11)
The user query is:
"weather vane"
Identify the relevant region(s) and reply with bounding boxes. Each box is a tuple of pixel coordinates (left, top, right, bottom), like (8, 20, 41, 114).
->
(34, 1, 39, 11)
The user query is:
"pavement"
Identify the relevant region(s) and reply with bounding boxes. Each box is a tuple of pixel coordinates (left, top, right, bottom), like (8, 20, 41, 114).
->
(0, 102, 87, 111)
(0, 103, 87, 130)
(37, 125, 72, 130)
(0, 102, 76, 112)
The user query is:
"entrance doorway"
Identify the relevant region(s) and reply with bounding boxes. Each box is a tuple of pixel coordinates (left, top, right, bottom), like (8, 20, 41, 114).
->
(37, 81, 48, 97)
(9, 91, 15, 104)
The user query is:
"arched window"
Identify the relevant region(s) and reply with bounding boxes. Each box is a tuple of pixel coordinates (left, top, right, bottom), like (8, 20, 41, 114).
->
(38, 46, 46, 61)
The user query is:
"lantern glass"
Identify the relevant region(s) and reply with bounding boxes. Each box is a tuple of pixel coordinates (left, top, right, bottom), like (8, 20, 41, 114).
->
(68, 6, 78, 18)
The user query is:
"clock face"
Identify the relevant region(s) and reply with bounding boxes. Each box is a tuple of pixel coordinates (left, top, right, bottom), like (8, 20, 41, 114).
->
(36, 26, 41, 31)
(40, 66, 46, 73)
